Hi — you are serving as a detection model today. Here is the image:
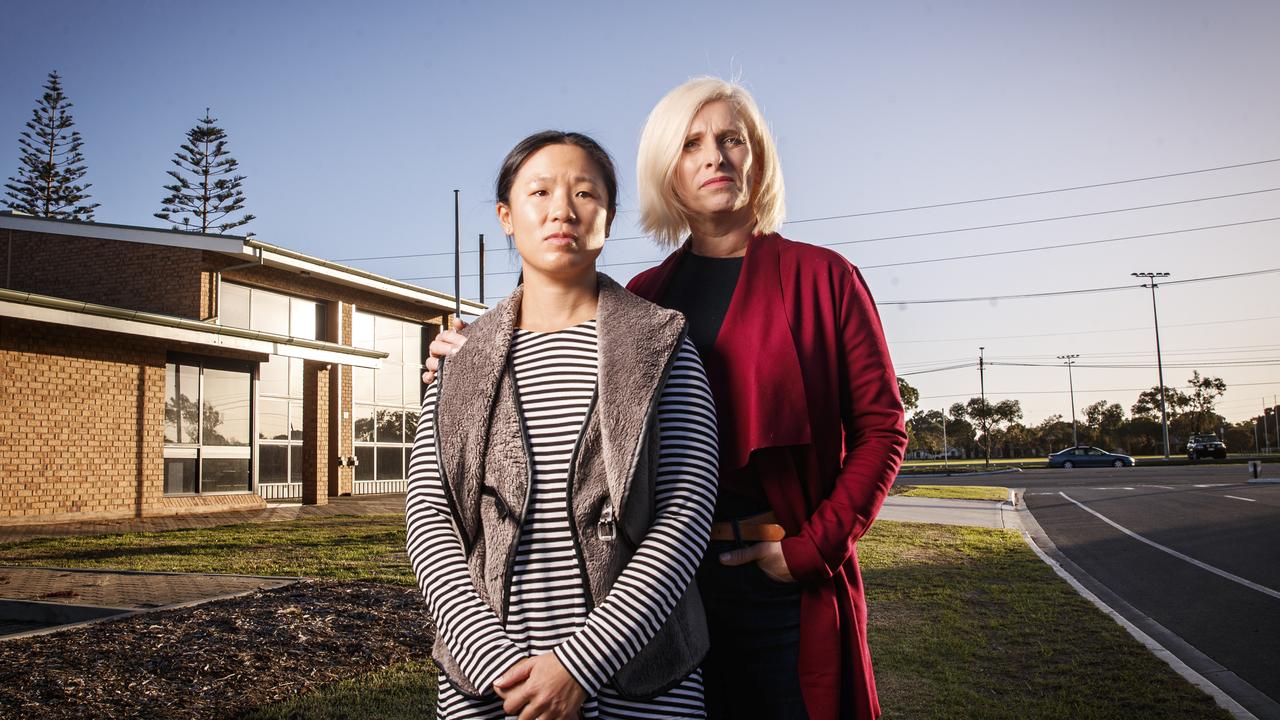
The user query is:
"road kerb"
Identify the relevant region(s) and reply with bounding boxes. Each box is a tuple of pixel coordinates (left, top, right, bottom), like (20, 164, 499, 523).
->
(1014, 504, 1272, 720)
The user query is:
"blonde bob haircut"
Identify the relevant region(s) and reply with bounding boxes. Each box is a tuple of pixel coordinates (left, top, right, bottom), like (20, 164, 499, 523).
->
(637, 77, 785, 247)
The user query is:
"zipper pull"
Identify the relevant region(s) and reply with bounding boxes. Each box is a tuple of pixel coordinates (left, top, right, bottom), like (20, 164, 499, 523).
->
(597, 505, 616, 542)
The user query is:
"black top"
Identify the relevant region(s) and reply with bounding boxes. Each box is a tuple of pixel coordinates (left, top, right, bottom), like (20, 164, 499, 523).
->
(659, 253, 744, 359)
(659, 251, 770, 520)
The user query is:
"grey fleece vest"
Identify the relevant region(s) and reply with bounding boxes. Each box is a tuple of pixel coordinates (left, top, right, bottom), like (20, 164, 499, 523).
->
(430, 273, 710, 699)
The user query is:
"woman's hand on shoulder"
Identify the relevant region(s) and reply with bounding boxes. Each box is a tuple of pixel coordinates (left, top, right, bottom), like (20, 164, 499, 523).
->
(421, 317, 469, 384)
(493, 652, 586, 720)
(718, 541, 796, 583)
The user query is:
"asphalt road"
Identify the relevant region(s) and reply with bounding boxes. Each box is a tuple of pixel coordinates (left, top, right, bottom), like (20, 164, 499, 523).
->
(997, 464, 1280, 718)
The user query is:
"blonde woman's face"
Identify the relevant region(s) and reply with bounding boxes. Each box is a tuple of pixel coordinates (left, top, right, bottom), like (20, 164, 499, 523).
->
(496, 143, 611, 281)
(674, 100, 755, 219)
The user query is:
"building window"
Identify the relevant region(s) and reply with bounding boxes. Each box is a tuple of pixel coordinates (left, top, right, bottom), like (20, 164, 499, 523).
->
(163, 356, 254, 495)
(219, 281, 326, 341)
(257, 354, 304, 488)
(352, 310, 424, 489)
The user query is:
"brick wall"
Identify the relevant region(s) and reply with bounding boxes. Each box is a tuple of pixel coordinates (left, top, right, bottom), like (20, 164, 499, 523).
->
(0, 317, 266, 524)
(3, 229, 213, 319)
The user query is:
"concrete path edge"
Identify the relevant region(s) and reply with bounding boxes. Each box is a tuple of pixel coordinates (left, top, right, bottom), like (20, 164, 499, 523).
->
(1012, 489, 1276, 720)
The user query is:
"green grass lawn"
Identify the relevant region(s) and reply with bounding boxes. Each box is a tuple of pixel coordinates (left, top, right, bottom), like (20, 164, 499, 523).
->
(0, 516, 1231, 720)
(891, 484, 1010, 501)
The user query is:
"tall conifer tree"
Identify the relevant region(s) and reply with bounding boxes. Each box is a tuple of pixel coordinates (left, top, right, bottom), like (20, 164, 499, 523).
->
(155, 110, 255, 234)
(4, 71, 99, 220)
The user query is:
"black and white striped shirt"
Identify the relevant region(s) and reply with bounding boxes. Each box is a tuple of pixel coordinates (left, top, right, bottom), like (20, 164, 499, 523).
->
(406, 320, 718, 719)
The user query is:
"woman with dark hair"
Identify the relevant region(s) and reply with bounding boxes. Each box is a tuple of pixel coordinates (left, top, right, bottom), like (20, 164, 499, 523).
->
(427, 77, 907, 720)
(406, 131, 717, 719)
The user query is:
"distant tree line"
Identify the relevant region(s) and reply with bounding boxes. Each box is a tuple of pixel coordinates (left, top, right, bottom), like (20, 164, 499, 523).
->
(899, 370, 1270, 459)
(4, 71, 254, 235)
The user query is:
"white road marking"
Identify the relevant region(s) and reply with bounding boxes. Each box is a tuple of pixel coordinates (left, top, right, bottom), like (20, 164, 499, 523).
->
(1144, 485, 1174, 490)
(1059, 491, 1280, 601)
(1222, 495, 1256, 503)
(1193, 484, 1229, 488)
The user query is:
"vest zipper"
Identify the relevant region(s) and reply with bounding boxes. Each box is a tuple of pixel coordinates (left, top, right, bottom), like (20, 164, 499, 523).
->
(501, 360, 537, 625)
(565, 388, 600, 610)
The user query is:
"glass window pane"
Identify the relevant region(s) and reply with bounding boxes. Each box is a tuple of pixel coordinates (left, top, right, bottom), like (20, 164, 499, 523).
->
(259, 444, 288, 483)
(250, 288, 290, 335)
(314, 303, 328, 342)
(404, 364, 422, 407)
(376, 363, 402, 406)
(220, 282, 250, 329)
(376, 408, 404, 444)
(259, 355, 289, 397)
(289, 357, 304, 398)
(290, 402, 303, 441)
(353, 367, 374, 404)
(259, 399, 289, 441)
(202, 367, 251, 446)
(165, 363, 178, 443)
(202, 457, 251, 493)
(376, 317, 402, 362)
(165, 363, 200, 444)
(376, 446, 403, 481)
(355, 446, 375, 481)
(404, 324, 424, 367)
(404, 410, 420, 444)
(290, 445, 303, 484)
(354, 404, 376, 443)
(289, 298, 318, 340)
(164, 457, 197, 494)
(353, 311, 374, 349)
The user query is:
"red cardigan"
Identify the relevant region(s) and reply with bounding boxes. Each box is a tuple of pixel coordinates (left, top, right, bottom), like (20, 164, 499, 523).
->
(628, 233, 907, 720)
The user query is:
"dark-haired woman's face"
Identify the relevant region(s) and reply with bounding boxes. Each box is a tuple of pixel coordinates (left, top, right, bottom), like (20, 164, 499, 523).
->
(497, 144, 613, 281)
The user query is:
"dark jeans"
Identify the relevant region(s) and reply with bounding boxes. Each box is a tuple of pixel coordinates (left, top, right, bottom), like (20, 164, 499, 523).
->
(699, 539, 809, 720)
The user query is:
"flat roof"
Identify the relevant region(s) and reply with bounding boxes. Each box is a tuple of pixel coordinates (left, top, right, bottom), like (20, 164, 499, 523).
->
(0, 287, 388, 368)
(0, 213, 487, 316)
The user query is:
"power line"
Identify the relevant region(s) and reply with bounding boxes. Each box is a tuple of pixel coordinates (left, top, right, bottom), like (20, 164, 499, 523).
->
(860, 216, 1280, 272)
(340, 157, 1280, 262)
(876, 266, 1280, 306)
(888, 314, 1280, 344)
(916, 379, 1280, 401)
(822, 187, 1280, 249)
(784, 157, 1280, 226)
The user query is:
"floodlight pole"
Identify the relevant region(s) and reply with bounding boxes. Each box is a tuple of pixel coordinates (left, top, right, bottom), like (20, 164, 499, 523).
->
(1133, 272, 1171, 459)
(1058, 354, 1079, 446)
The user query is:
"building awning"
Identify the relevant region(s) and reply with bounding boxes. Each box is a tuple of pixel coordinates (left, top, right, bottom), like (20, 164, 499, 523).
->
(0, 288, 388, 368)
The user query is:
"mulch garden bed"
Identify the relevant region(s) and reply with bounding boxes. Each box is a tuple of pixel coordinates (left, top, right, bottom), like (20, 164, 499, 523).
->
(0, 580, 434, 719)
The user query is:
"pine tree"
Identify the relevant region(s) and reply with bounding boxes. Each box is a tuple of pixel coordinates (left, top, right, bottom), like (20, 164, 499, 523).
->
(4, 71, 99, 220)
(155, 110, 255, 234)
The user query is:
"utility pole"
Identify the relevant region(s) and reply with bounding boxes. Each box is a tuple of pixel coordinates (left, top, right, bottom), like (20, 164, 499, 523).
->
(1132, 272, 1171, 458)
(1265, 398, 1273, 454)
(451, 190, 463, 322)
(941, 411, 949, 473)
(1058, 354, 1080, 447)
(478, 233, 485, 305)
(979, 346, 989, 469)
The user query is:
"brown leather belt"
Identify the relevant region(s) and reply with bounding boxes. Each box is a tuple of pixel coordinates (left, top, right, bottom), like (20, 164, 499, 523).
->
(709, 511, 787, 542)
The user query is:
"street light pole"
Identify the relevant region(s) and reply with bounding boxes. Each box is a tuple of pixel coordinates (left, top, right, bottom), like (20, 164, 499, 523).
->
(979, 346, 989, 469)
(1058, 354, 1079, 446)
(1132, 272, 1171, 458)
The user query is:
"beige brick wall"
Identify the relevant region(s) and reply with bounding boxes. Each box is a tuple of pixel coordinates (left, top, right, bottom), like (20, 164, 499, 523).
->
(0, 318, 265, 524)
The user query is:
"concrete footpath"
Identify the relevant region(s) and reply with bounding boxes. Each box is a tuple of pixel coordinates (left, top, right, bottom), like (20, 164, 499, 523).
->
(878, 494, 1020, 529)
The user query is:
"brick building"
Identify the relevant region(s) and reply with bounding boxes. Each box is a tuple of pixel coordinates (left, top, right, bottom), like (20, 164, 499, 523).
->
(0, 213, 484, 525)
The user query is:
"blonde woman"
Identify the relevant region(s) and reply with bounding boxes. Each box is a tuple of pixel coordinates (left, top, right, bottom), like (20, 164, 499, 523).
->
(426, 81, 906, 720)
(407, 131, 717, 719)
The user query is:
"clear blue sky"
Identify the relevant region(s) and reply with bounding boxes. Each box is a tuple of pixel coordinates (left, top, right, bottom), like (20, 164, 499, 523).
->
(3, 0, 1278, 428)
